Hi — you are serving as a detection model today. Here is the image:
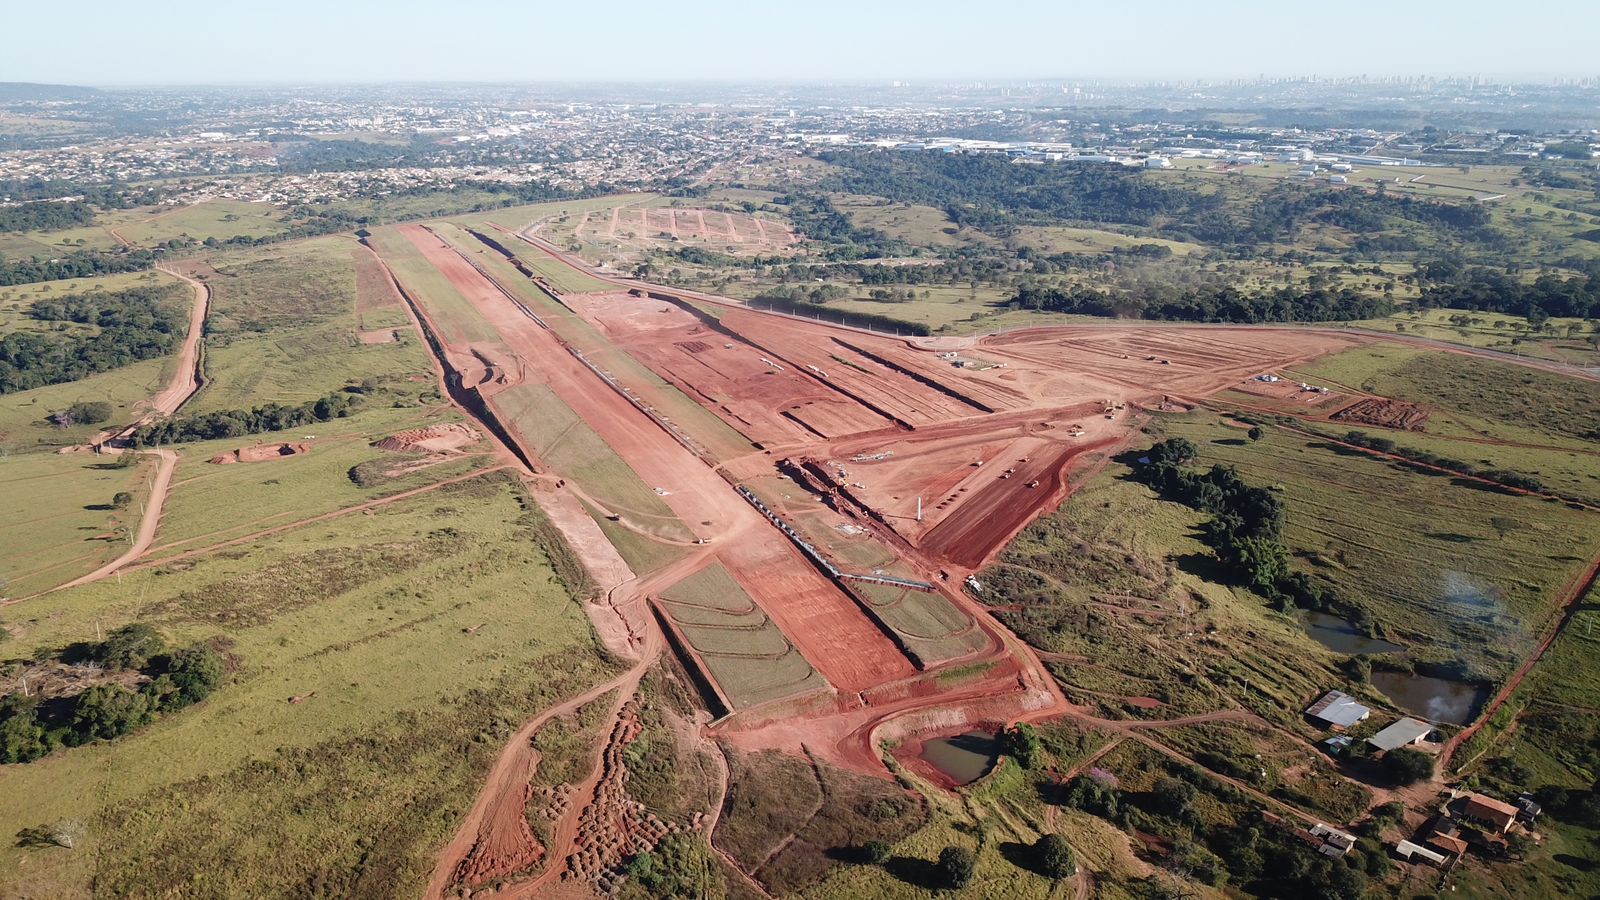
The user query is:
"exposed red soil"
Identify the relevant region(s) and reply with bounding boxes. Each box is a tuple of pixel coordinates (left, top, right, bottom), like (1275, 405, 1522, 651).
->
(357, 328, 399, 344)
(207, 442, 311, 465)
(1330, 397, 1431, 430)
(373, 422, 482, 453)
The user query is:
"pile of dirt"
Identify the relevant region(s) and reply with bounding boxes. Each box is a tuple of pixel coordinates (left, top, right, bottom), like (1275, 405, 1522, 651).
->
(1331, 398, 1429, 431)
(208, 443, 311, 465)
(372, 423, 482, 453)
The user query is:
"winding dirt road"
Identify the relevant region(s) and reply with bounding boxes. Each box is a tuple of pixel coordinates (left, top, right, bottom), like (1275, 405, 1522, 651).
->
(18, 263, 211, 601)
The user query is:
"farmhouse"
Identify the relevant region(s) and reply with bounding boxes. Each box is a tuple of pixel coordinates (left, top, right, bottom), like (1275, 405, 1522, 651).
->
(1367, 717, 1435, 752)
(1309, 823, 1357, 858)
(1305, 690, 1371, 730)
(1460, 793, 1520, 833)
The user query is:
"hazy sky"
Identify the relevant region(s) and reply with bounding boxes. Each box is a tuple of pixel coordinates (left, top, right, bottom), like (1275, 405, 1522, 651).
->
(11, 0, 1598, 86)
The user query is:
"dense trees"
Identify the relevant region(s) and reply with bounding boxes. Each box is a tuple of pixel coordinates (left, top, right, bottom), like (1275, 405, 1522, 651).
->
(1010, 281, 1394, 324)
(0, 247, 157, 286)
(1381, 747, 1435, 786)
(52, 400, 114, 426)
(814, 150, 1212, 233)
(0, 199, 95, 233)
(130, 391, 355, 447)
(1417, 266, 1600, 319)
(0, 285, 182, 394)
(999, 722, 1042, 769)
(1135, 439, 1335, 612)
(0, 625, 226, 764)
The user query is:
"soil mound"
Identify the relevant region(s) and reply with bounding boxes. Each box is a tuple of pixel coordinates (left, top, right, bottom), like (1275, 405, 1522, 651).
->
(1331, 398, 1429, 431)
(208, 442, 310, 464)
(373, 423, 482, 453)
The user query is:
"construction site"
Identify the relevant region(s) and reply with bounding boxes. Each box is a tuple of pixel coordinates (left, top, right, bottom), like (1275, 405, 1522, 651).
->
(362, 218, 1407, 897)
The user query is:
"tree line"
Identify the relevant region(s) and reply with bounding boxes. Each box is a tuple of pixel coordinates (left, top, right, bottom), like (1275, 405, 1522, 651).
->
(1417, 266, 1600, 319)
(0, 284, 183, 394)
(129, 391, 357, 447)
(1135, 438, 1335, 613)
(0, 199, 96, 233)
(0, 624, 225, 764)
(1011, 282, 1394, 324)
(0, 247, 158, 286)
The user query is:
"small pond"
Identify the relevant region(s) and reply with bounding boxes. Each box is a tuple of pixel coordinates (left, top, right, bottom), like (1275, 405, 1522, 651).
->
(919, 731, 998, 786)
(1371, 671, 1489, 726)
(1301, 612, 1404, 655)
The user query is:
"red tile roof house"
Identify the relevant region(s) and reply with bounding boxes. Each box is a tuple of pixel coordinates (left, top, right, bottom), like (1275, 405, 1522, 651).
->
(1460, 794, 1520, 833)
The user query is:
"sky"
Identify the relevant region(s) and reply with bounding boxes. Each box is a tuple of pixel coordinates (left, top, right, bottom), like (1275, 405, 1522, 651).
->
(9, 0, 1598, 86)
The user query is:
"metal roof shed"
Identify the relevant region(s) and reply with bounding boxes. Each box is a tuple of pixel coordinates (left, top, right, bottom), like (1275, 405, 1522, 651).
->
(1367, 717, 1434, 751)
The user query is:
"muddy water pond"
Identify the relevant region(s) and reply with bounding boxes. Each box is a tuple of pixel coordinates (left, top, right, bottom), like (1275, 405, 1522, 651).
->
(919, 731, 998, 786)
(1301, 612, 1404, 655)
(1371, 671, 1488, 726)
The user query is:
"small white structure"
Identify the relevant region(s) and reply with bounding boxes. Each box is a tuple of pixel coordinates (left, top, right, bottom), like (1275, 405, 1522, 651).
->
(1143, 156, 1173, 169)
(1367, 717, 1434, 752)
(1329, 174, 1349, 184)
(1395, 840, 1448, 866)
(1310, 823, 1357, 858)
(1306, 690, 1371, 730)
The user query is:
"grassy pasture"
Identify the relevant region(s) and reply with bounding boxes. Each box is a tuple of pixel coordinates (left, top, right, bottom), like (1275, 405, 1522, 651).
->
(183, 235, 436, 412)
(114, 199, 290, 247)
(0, 451, 158, 596)
(149, 404, 485, 552)
(833, 195, 992, 250)
(1157, 414, 1600, 680)
(1293, 343, 1600, 447)
(0, 357, 174, 454)
(455, 194, 663, 233)
(0, 475, 618, 897)
(1353, 306, 1600, 367)
(1015, 224, 1203, 256)
(364, 225, 500, 345)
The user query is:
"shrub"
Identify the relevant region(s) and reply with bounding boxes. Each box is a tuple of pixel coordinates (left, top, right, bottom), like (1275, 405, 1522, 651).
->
(626, 833, 723, 899)
(92, 623, 165, 670)
(1382, 747, 1434, 786)
(861, 839, 891, 864)
(999, 722, 1042, 769)
(937, 846, 975, 889)
(1034, 833, 1075, 878)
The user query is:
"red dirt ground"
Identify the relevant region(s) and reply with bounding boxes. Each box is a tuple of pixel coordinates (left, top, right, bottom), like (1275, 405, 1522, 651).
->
(383, 226, 920, 700)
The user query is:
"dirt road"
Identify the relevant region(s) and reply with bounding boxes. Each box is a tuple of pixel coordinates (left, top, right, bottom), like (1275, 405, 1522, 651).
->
(43, 448, 176, 595)
(141, 265, 210, 424)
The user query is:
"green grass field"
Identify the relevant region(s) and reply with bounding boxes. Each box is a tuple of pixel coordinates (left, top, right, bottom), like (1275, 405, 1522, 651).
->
(363, 226, 500, 345)
(1157, 414, 1599, 681)
(0, 357, 175, 454)
(0, 474, 619, 897)
(186, 236, 436, 412)
(0, 451, 158, 596)
(113, 199, 291, 247)
(148, 404, 486, 552)
(0, 269, 181, 338)
(1351, 308, 1600, 367)
(1294, 343, 1600, 447)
